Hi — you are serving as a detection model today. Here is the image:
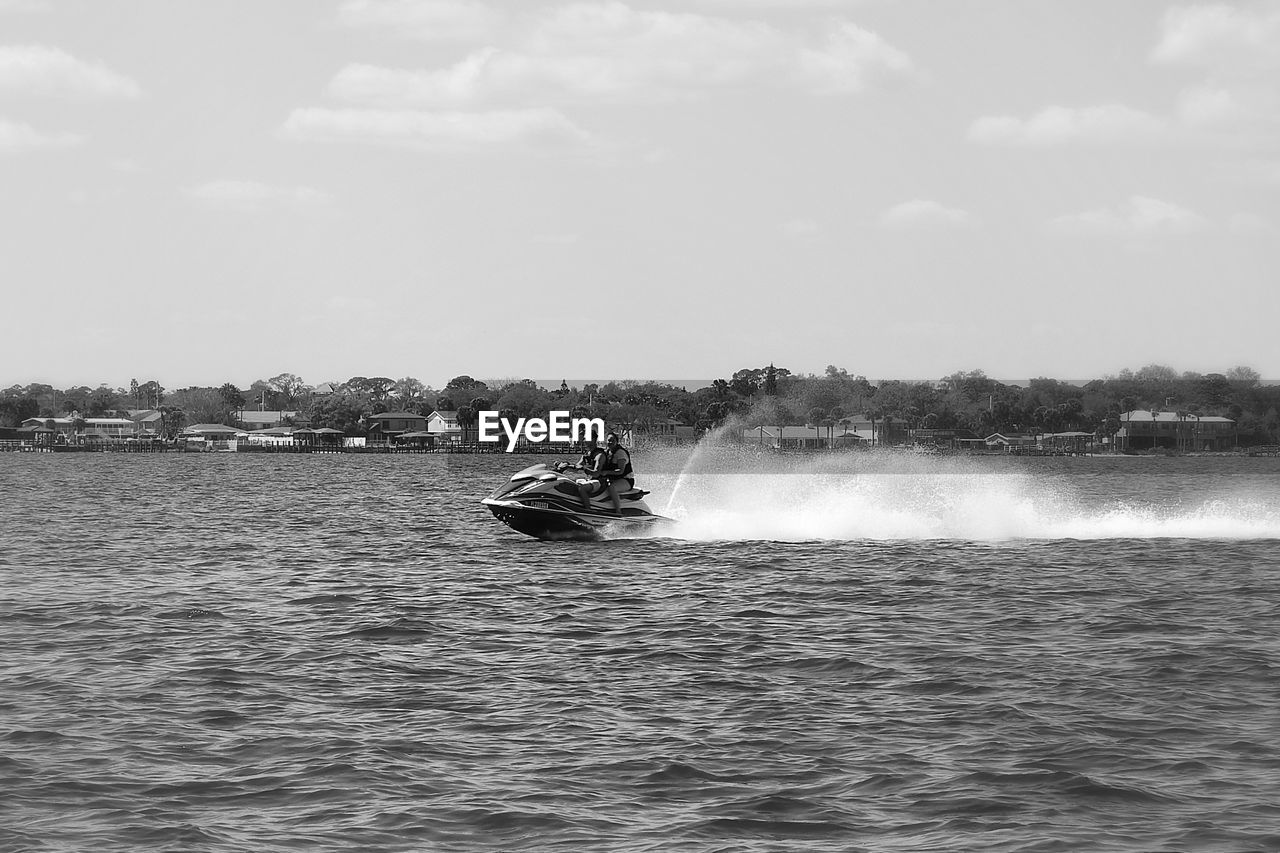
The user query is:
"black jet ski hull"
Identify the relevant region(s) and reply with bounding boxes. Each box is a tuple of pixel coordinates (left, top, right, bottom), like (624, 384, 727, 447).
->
(483, 498, 669, 542)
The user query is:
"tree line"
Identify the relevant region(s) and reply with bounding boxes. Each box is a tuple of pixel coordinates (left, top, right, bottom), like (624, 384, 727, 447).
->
(3, 364, 1278, 445)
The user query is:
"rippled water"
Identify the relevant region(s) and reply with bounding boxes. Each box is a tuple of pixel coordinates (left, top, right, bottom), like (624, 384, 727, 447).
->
(3, 451, 1279, 851)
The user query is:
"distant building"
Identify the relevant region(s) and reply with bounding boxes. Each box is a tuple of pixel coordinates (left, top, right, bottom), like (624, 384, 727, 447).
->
(21, 416, 149, 441)
(128, 409, 164, 437)
(367, 411, 427, 443)
(741, 425, 870, 450)
(1116, 410, 1235, 451)
(633, 418, 699, 444)
(20, 417, 76, 439)
(426, 410, 461, 441)
(1039, 431, 1096, 454)
(911, 428, 977, 450)
(182, 424, 244, 439)
(82, 418, 140, 439)
(985, 433, 1037, 450)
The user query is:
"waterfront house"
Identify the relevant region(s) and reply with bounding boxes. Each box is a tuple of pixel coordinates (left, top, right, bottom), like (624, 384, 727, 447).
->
(21, 416, 147, 443)
(632, 418, 699, 444)
(291, 427, 344, 448)
(244, 427, 294, 447)
(16, 423, 55, 444)
(79, 418, 141, 442)
(1115, 410, 1236, 451)
(1039, 431, 1096, 454)
(180, 423, 245, 451)
(912, 428, 978, 450)
(128, 409, 165, 437)
(985, 433, 1037, 451)
(21, 417, 76, 439)
(426, 410, 462, 441)
(367, 411, 427, 443)
(397, 430, 436, 449)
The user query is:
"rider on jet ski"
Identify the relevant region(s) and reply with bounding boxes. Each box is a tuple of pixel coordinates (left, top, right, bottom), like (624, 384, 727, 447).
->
(559, 438, 607, 510)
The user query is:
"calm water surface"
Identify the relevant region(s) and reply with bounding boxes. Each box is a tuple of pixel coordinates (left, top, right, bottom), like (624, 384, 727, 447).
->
(2, 451, 1279, 852)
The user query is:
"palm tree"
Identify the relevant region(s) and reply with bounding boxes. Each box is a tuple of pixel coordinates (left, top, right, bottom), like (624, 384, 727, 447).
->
(1175, 410, 1190, 452)
(456, 406, 477, 443)
(864, 408, 881, 447)
(828, 406, 845, 448)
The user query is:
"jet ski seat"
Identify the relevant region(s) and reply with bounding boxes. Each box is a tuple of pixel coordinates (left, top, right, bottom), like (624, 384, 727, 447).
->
(553, 481, 648, 501)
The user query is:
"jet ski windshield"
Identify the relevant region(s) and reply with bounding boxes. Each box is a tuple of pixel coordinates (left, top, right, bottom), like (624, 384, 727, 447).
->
(509, 464, 551, 482)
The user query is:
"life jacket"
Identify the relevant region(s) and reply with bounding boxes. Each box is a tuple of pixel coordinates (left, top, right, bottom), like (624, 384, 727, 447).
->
(606, 446, 633, 479)
(581, 447, 606, 472)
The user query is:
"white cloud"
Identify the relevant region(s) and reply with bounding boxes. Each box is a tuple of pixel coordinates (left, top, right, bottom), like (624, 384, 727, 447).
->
(0, 45, 140, 98)
(1176, 83, 1248, 125)
(1152, 6, 1280, 140)
(1151, 4, 1280, 73)
(1047, 195, 1208, 237)
(968, 104, 1168, 146)
(329, 54, 499, 108)
(795, 21, 914, 94)
(279, 106, 595, 149)
(973, 6, 1280, 150)
(326, 2, 914, 107)
(880, 199, 977, 229)
(0, 116, 79, 152)
(336, 0, 503, 42)
(184, 180, 334, 212)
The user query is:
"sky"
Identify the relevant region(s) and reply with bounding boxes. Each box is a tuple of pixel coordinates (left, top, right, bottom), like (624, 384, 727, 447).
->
(1, 0, 1277, 391)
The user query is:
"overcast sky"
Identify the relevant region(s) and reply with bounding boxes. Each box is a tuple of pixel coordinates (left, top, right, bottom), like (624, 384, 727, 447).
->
(2, 0, 1277, 390)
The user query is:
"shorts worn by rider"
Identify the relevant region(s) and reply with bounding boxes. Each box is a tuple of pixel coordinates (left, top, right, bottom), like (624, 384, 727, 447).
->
(569, 439, 607, 508)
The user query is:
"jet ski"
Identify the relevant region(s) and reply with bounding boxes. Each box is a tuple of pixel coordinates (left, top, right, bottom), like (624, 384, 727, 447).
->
(482, 462, 673, 541)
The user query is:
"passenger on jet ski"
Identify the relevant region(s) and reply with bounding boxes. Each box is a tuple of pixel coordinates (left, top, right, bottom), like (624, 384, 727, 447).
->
(597, 432, 634, 517)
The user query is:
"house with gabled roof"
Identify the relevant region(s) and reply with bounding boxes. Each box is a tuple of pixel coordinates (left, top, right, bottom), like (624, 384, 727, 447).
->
(21, 417, 76, 439)
(985, 433, 1037, 450)
(426, 410, 461, 440)
(128, 409, 165, 437)
(367, 411, 427, 443)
